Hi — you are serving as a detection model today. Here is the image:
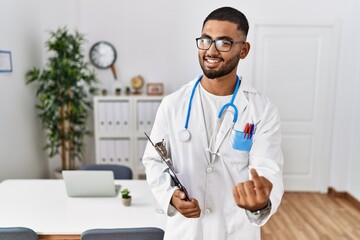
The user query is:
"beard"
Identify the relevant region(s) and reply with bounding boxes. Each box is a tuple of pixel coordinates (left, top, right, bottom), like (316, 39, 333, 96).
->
(199, 54, 240, 79)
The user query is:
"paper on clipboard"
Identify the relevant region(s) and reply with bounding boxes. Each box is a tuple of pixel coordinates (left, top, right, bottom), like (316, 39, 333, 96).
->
(144, 132, 190, 201)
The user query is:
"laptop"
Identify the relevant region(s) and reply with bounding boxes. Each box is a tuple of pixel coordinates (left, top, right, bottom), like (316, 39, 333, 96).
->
(62, 170, 121, 197)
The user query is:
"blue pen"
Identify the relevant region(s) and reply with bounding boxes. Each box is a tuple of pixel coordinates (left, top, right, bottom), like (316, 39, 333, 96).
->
(250, 123, 254, 138)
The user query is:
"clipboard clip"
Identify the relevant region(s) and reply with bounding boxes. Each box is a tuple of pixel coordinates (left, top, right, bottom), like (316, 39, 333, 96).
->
(144, 132, 190, 201)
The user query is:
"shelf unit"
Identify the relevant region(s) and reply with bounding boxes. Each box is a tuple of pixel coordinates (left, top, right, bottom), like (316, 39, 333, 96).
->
(93, 95, 163, 179)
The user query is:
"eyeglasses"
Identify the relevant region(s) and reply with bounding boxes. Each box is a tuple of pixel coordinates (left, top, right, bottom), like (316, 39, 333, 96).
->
(196, 37, 245, 52)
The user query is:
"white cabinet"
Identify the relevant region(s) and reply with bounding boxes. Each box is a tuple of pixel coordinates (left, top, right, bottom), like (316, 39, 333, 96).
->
(93, 95, 163, 178)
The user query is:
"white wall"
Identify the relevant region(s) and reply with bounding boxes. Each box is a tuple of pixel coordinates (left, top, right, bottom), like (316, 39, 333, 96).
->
(0, 0, 359, 200)
(0, 0, 48, 180)
(330, 0, 360, 200)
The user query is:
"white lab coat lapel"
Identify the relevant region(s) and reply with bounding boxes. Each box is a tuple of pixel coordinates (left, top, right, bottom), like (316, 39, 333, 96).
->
(210, 85, 249, 158)
(234, 85, 249, 123)
(212, 110, 233, 153)
(193, 86, 211, 164)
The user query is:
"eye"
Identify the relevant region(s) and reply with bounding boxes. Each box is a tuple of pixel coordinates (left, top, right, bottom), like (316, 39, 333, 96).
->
(219, 40, 231, 47)
(201, 38, 212, 43)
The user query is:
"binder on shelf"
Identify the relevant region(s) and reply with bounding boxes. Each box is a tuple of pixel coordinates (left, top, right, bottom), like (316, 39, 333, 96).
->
(114, 101, 122, 132)
(98, 102, 107, 132)
(121, 101, 130, 132)
(107, 139, 116, 163)
(137, 101, 146, 131)
(124, 139, 131, 165)
(106, 102, 115, 132)
(145, 101, 152, 132)
(115, 139, 123, 163)
(99, 140, 108, 163)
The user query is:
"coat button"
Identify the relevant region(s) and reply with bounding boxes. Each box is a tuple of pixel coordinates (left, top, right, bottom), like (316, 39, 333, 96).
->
(205, 208, 211, 215)
(206, 167, 213, 173)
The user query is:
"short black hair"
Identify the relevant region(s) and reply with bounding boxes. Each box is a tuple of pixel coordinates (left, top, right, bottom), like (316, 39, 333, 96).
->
(203, 7, 249, 36)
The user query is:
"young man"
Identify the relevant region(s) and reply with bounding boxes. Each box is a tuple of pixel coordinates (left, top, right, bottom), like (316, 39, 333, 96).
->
(143, 6, 284, 240)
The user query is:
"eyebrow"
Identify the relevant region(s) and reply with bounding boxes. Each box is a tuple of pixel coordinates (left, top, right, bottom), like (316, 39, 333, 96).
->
(200, 34, 233, 41)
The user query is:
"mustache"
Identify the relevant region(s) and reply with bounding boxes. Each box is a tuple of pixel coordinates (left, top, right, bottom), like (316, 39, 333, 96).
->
(204, 54, 223, 59)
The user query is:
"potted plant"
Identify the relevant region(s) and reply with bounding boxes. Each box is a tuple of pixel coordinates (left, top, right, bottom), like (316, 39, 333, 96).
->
(26, 26, 98, 173)
(121, 188, 132, 206)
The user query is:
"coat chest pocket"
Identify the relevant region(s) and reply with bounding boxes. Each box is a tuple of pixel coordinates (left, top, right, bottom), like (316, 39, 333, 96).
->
(232, 129, 253, 152)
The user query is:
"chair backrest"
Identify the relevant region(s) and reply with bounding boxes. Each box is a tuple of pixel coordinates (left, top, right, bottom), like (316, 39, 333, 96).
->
(81, 227, 164, 240)
(0, 227, 38, 240)
(79, 164, 133, 179)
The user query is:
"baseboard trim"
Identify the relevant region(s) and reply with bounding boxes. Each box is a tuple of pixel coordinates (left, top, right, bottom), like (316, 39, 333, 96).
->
(328, 187, 360, 211)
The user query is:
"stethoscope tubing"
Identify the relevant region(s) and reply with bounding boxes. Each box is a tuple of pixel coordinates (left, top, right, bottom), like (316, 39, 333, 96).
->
(184, 76, 202, 129)
(217, 77, 240, 123)
(184, 75, 241, 129)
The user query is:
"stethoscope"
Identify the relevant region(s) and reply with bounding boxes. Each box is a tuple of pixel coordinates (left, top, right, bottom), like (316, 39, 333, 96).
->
(178, 75, 241, 142)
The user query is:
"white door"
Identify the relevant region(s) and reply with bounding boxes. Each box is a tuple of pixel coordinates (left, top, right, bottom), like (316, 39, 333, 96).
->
(251, 21, 339, 191)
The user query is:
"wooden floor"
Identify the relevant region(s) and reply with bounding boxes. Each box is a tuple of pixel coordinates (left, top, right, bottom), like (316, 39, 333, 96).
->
(261, 192, 360, 240)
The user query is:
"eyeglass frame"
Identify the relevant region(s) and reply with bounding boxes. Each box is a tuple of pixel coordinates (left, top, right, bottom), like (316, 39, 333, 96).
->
(196, 37, 245, 52)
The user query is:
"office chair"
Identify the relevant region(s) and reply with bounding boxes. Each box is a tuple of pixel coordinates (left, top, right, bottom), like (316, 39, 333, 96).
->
(0, 227, 38, 240)
(79, 164, 133, 179)
(81, 227, 164, 240)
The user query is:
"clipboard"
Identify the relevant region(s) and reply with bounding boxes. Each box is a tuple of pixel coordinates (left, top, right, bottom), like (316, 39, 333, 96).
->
(144, 132, 190, 201)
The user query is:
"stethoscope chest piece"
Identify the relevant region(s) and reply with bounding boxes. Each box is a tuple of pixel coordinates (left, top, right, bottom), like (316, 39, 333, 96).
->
(179, 129, 191, 142)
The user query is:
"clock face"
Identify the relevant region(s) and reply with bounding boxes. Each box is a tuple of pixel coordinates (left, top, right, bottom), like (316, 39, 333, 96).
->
(89, 41, 117, 69)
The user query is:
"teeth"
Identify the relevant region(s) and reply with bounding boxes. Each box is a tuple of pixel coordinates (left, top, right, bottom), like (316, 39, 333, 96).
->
(207, 59, 220, 63)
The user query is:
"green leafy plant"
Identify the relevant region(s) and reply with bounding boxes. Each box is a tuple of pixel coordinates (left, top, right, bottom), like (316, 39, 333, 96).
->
(121, 188, 131, 199)
(26, 26, 98, 170)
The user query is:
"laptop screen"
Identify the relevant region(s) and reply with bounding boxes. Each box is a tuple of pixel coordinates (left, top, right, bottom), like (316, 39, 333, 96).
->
(62, 170, 120, 197)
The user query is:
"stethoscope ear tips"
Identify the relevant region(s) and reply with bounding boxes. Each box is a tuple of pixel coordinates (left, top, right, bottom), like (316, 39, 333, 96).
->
(179, 129, 191, 142)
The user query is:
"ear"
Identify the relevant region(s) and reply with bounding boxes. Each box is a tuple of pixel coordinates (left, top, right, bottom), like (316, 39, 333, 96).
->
(240, 42, 251, 59)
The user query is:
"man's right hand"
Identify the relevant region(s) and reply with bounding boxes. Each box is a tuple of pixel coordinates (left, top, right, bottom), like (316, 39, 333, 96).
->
(171, 189, 201, 218)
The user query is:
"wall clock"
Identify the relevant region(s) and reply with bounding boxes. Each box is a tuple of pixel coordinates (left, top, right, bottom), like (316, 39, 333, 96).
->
(89, 41, 118, 79)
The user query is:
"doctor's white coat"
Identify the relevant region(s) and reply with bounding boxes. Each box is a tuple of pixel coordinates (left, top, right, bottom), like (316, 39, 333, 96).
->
(142, 78, 284, 240)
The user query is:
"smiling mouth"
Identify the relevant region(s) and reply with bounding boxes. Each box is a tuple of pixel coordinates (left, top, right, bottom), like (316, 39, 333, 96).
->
(204, 57, 222, 68)
(206, 58, 221, 63)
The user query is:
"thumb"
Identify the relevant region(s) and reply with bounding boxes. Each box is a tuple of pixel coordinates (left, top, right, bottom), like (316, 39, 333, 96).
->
(178, 191, 186, 200)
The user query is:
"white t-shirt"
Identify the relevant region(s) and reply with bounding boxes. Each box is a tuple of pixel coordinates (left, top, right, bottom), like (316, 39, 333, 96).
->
(198, 83, 232, 142)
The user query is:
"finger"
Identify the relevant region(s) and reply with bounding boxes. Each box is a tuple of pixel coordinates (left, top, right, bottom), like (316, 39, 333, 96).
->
(174, 189, 186, 200)
(259, 177, 273, 196)
(250, 169, 269, 201)
(250, 169, 264, 189)
(250, 168, 260, 180)
(184, 208, 201, 218)
(232, 186, 241, 201)
(179, 199, 201, 217)
(178, 198, 198, 210)
(171, 190, 186, 210)
(236, 183, 247, 199)
(232, 186, 242, 206)
(178, 191, 186, 200)
(243, 181, 256, 199)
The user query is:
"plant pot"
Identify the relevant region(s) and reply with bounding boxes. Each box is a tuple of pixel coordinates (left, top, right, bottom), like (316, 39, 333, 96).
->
(122, 197, 132, 207)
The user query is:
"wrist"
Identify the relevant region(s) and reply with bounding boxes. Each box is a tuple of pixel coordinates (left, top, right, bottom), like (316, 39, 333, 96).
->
(251, 200, 272, 215)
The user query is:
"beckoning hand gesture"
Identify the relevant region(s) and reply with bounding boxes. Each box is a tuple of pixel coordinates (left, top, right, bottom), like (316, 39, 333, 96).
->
(232, 168, 273, 212)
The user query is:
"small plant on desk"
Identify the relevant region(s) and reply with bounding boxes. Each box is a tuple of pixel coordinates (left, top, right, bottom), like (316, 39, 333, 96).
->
(121, 188, 132, 206)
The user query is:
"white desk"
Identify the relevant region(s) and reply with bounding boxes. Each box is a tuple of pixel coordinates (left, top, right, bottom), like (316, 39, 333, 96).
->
(0, 179, 166, 240)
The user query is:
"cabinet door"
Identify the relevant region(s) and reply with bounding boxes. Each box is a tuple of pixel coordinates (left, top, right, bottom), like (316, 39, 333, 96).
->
(137, 100, 161, 133)
(114, 138, 132, 168)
